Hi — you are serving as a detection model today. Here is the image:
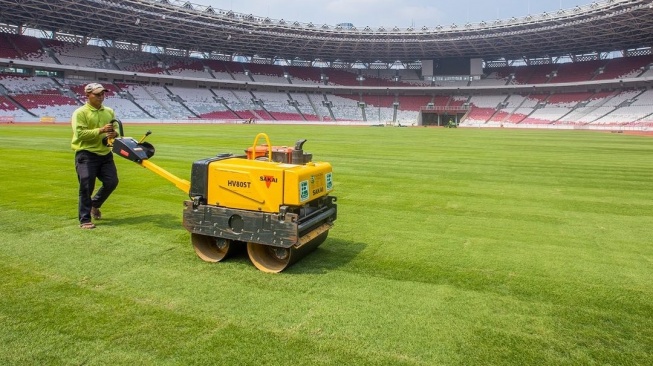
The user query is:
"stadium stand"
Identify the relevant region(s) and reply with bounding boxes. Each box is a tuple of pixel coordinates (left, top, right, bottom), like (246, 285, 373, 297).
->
(594, 54, 653, 80)
(397, 95, 433, 111)
(1, 1, 653, 129)
(284, 66, 323, 85)
(327, 94, 364, 121)
(109, 49, 164, 73)
(289, 92, 329, 121)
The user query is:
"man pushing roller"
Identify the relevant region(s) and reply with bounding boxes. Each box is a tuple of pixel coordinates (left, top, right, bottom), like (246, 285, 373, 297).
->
(71, 83, 119, 229)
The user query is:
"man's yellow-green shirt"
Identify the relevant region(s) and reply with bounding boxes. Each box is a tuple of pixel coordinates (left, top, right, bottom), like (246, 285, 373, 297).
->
(71, 103, 115, 155)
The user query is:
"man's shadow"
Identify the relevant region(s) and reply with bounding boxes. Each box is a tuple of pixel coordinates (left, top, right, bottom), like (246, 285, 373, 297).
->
(102, 213, 182, 230)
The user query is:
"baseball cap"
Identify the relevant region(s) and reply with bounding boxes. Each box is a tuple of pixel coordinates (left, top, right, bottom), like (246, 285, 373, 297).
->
(85, 83, 107, 94)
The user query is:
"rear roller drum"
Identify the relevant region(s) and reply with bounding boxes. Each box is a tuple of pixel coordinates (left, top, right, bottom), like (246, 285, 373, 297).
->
(191, 234, 237, 262)
(247, 231, 329, 273)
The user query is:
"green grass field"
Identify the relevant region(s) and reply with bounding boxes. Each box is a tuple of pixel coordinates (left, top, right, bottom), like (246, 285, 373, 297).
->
(1, 124, 652, 365)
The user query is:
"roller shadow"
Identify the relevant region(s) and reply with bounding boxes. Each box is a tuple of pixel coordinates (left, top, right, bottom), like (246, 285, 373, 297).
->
(194, 238, 366, 274)
(102, 214, 365, 274)
(275, 238, 366, 274)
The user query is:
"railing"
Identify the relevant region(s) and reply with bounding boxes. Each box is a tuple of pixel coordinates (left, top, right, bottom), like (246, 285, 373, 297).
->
(420, 106, 468, 112)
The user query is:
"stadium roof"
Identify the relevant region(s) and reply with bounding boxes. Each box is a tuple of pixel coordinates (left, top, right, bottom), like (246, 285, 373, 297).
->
(1, 0, 653, 64)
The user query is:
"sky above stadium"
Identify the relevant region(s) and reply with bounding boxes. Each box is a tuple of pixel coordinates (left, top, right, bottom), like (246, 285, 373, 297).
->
(190, 0, 596, 27)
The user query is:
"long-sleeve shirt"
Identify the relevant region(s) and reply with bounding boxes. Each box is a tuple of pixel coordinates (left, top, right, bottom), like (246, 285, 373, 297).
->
(70, 103, 116, 155)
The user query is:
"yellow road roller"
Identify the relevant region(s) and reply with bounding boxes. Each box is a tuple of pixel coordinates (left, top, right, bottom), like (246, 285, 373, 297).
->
(109, 124, 337, 273)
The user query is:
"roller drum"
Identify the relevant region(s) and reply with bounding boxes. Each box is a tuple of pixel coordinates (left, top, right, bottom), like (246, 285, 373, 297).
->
(247, 231, 329, 273)
(191, 234, 240, 262)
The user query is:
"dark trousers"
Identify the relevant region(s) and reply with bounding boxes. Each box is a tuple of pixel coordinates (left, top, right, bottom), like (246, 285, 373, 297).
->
(75, 150, 119, 223)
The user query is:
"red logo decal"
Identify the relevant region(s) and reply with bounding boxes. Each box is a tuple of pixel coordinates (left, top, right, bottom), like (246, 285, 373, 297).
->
(260, 175, 277, 188)
(120, 149, 129, 157)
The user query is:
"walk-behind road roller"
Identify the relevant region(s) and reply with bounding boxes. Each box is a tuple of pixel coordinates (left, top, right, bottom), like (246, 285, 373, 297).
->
(109, 123, 337, 273)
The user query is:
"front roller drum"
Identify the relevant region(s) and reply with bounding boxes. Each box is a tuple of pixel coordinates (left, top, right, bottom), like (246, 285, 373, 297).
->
(191, 233, 239, 262)
(247, 231, 329, 273)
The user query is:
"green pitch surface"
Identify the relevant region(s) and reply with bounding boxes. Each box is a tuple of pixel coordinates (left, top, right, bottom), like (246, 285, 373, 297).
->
(1, 124, 652, 365)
